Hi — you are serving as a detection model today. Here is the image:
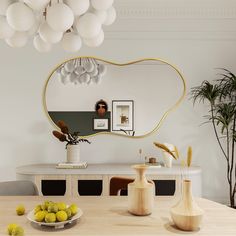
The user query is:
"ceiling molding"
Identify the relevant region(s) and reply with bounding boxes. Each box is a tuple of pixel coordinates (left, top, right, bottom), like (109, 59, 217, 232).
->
(104, 1, 236, 40)
(105, 31, 236, 41)
(114, 0, 236, 19)
(116, 7, 236, 20)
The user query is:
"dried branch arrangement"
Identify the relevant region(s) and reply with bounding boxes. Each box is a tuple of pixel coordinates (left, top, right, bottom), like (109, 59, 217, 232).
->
(154, 142, 193, 166)
(52, 120, 91, 148)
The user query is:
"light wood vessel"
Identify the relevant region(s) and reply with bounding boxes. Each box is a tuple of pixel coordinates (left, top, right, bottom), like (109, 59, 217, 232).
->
(128, 164, 154, 216)
(171, 179, 204, 231)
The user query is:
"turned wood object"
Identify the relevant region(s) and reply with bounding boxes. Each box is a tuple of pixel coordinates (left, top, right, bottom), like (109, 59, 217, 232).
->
(170, 179, 204, 231)
(128, 164, 154, 216)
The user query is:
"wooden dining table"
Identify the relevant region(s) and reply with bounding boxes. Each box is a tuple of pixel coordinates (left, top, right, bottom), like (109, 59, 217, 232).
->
(0, 196, 236, 235)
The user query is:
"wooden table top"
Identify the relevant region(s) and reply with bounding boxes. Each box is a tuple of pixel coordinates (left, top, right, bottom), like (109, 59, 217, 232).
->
(16, 163, 201, 176)
(0, 196, 235, 236)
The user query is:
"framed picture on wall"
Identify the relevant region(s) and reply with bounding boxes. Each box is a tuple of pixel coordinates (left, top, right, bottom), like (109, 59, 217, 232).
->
(112, 100, 134, 131)
(93, 118, 110, 131)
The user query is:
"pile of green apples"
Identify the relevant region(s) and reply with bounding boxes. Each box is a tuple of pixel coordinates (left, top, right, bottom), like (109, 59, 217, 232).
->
(34, 201, 78, 223)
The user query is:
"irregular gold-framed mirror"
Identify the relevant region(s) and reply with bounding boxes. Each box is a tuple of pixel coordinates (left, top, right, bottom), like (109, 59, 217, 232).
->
(43, 57, 186, 138)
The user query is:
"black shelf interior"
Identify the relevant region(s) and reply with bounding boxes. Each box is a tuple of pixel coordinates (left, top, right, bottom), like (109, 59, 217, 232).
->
(78, 180, 103, 196)
(115, 180, 176, 196)
(41, 180, 66, 196)
(153, 180, 175, 196)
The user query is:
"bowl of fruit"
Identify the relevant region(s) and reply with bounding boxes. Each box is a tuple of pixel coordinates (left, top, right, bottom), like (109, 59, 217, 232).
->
(27, 201, 83, 229)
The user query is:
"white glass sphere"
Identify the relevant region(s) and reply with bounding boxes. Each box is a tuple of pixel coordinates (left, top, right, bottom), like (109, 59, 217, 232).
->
(5, 31, 28, 48)
(47, 3, 74, 32)
(23, 0, 50, 11)
(0, 0, 14, 16)
(76, 13, 101, 39)
(60, 74, 66, 84)
(64, 61, 75, 73)
(39, 22, 63, 44)
(91, 9, 107, 24)
(91, 0, 113, 11)
(78, 74, 83, 84)
(89, 67, 98, 77)
(6, 2, 35, 31)
(61, 67, 69, 77)
(62, 32, 82, 52)
(60, 74, 70, 85)
(83, 59, 94, 72)
(64, 0, 89, 16)
(74, 65, 84, 75)
(80, 73, 90, 83)
(28, 17, 40, 36)
(98, 64, 107, 76)
(93, 74, 101, 84)
(0, 16, 14, 39)
(91, 76, 97, 84)
(33, 35, 51, 52)
(83, 29, 104, 47)
(103, 6, 116, 25)
(70, 72, 77, 83)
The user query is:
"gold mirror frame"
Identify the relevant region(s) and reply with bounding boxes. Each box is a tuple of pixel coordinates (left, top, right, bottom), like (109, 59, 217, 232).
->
(43, 57, 186, 139)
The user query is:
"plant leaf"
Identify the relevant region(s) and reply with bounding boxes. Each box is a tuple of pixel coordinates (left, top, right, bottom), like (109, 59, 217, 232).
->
(187, 146, 192, 167)
(57, 120, 69, 134)
(153, 142, 177, 160)
(52, 131, 67, 142)
(174, 146, 180, 159)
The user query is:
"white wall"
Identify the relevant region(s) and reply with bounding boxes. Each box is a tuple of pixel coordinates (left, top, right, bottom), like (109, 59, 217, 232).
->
(0, 0, 235, 204)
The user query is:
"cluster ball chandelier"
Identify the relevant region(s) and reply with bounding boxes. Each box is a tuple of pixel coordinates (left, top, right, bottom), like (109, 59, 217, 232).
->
(56, 58, 107, 85)
(0, 0, 116, 52)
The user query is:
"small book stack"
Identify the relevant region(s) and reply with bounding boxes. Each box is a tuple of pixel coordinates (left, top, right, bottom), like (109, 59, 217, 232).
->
(56, 162, 88, 169)
(145, 162, 162, 168)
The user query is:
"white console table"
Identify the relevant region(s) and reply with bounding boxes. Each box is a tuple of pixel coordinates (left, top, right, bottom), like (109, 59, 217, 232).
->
(16, 163, 201, 197)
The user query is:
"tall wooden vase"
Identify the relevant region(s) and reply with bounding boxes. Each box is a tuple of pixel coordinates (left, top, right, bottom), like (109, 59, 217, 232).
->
(170, 179, 204, 231)
(128, 164, 154, 216)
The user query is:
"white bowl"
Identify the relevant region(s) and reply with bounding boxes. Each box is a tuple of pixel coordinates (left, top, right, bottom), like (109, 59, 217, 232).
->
(27, 208, 83, 229)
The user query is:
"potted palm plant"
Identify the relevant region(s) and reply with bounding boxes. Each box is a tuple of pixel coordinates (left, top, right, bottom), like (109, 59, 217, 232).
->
(191, 69, 236, 208)
(52, 120, 91, 163)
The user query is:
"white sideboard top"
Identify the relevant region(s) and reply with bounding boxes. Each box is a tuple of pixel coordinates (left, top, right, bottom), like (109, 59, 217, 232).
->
(16, 163, 201, 176)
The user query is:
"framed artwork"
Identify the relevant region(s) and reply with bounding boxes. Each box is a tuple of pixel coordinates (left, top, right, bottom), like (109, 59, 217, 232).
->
(112, 100, 134, 131)
(93, 118, 110, 131)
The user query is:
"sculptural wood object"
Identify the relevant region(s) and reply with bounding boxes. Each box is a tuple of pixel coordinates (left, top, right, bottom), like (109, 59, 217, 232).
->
(128, 164, 154, 216)
(171, 179, 204, 231)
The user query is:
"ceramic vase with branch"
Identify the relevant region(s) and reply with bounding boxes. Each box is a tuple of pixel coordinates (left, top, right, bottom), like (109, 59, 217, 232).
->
(52, 120, 91, 163)
(191, 68, 236, 208)
(155, 142, 203, 231)
(163, 143, 176, 167)
(153, 142, 178, 167)
(171, 146, 203, 232)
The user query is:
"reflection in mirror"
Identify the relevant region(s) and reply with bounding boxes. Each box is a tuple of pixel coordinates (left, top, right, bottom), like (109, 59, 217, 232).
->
(44, 57, 185, 137)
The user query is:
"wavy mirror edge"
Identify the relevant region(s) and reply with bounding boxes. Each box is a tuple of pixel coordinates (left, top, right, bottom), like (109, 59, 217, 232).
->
(42, 57, 186, 139)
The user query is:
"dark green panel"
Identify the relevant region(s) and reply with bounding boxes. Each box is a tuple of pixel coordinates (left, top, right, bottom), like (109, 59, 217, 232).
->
(48, 111, 111, 136)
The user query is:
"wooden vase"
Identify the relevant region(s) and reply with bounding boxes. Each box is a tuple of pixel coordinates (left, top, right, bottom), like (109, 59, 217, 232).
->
(128, 164, 154, 216)
(170, 179, 204, 231)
